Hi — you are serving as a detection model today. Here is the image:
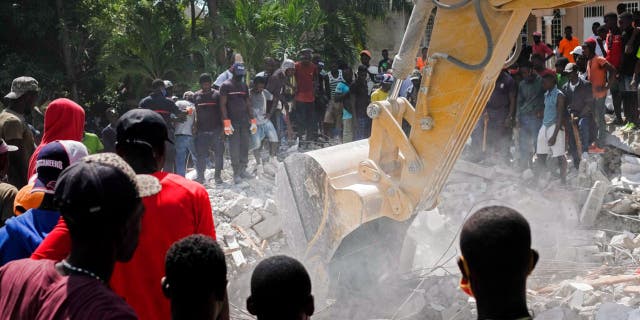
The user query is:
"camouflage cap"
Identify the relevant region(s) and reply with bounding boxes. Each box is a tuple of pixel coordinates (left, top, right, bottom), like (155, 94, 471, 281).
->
(5, 76, 39, 100)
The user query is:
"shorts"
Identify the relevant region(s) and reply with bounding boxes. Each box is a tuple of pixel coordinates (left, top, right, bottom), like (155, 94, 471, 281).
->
(250, 120, 279, 151)
(536, 124, 565, 157)
(323, 98, 343, 129)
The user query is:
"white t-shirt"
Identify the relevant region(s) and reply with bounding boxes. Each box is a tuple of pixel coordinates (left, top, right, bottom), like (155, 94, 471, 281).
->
(174, 100, 195, 136)
(214, 70, 233, 88)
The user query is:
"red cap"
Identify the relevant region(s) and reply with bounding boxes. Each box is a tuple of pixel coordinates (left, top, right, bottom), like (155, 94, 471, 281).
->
(585, 38, 597, 45)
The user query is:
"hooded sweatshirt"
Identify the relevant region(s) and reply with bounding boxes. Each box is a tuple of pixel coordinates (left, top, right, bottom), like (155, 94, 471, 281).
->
(27, 99, 85, 176)
(0, 208, 59, 265)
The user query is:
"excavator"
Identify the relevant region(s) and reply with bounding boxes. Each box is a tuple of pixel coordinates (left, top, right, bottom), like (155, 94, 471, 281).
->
(276, 0, 590, 305)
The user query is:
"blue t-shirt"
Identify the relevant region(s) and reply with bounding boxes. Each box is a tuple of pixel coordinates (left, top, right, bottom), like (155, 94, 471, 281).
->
(543, 87, 563, 127)
(0, 208, 60, 266)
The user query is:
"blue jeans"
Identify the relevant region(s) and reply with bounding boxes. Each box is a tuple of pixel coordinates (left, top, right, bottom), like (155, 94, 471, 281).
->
(175, 134, 196, 177)
(517, 114, 541, 168)
(355, 116, 372, 140)
(195, 130, 225, 180)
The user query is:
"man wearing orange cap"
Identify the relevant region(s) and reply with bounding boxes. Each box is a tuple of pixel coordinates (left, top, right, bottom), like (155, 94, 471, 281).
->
(416, 47, 428, 71)
(359, 50, 377, 94)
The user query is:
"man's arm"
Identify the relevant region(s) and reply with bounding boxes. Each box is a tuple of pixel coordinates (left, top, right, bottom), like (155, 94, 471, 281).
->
(603, 59, 618, 90)
(550, 93, 566, 146)
(220, 95, 229, 120)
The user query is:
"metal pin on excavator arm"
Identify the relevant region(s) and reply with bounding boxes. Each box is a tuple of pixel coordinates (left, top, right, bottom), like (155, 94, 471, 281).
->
(276, 0, 591, 294)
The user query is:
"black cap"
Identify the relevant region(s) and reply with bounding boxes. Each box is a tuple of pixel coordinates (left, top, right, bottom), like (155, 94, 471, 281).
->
(117, 109, 173, 148)
(54, 153, 161, 223)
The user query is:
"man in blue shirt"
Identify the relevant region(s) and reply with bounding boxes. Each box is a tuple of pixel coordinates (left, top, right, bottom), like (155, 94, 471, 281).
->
(0, 140, 87, 265)
(536, 74, 567, 184)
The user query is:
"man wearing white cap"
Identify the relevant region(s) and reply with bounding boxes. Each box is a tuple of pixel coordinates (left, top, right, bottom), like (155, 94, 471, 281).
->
(1, 77, 38, 189)
(570, 46, 588, 81)
(0, 140, 18, 227)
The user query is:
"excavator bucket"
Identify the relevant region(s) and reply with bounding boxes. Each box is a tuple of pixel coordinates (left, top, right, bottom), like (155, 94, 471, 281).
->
(276, 0, 591, 296)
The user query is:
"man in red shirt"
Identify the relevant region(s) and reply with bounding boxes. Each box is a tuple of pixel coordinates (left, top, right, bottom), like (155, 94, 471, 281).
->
(0, 153, 161, 319)
(605, 12, 624, 124)
(31, 109, 217, 320)
(294, 48, 319, 150)
(531, 31, 553, 61)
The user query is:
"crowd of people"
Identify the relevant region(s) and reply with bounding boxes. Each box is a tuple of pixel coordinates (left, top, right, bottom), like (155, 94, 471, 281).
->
(473, 5, 640, 186)
(0, 3, 639, 320)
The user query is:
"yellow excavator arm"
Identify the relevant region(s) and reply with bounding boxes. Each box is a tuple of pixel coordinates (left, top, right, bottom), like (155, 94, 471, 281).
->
(276, 0, 590, 284)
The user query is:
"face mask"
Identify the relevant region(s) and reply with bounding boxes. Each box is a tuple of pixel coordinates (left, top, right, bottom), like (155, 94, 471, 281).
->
(161, 88, 167, 97)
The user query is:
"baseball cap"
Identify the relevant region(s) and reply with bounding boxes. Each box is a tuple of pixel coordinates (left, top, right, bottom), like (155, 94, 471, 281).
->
(164, 80, 174, 88)
(570, 46, 584, 56)
(282, 59, 295, 70)
(0, 139, 18, 154)
(54, 153, 161, 218)
(5, 76, 39, 100)
(117, 109, 173, 148)
(232, 63, 246, 76)
(532, 31, 542, 37)
(299, 48, 313, 55)
(360, 50, 372, 58)
(32, 140, 89, 194)
(382, 74, 395, 84)
(409, 69, 422, 81)
(14, 184, 44, 216)
(564, 63, 578, 73)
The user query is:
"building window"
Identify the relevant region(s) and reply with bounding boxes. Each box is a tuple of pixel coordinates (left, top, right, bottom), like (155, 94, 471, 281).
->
(624, 1, 640, 12)
(541, 13, 563, 46)
(584, 5, 604, 18)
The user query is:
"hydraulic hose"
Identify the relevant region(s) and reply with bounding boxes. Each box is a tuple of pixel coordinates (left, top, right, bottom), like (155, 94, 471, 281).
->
(431, 0, 493, 70)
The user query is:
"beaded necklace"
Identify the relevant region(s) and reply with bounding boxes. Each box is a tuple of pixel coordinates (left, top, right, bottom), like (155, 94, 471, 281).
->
(61, 260, 103, 283)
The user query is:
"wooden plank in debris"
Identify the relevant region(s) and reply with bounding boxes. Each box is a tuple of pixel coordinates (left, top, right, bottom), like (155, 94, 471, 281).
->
(224, 234, 247, 268)
(623, 286, 640, 294)
(232, 224, 264, 257)
(586, 274, 640, 287)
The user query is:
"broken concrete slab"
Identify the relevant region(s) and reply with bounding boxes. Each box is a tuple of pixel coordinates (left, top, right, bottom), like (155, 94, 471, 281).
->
(452, 160, 495, 180)
(253, 216, 282, 239)
(224, 196, 252, 218)
(231, 210, 263, 229)
(580, 181, 609, 226)
(595, 302, 632, 320)
(263, 199, 277, 213)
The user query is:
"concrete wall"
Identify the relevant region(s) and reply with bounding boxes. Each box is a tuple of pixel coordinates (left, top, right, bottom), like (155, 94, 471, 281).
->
(365, 11, 411, 64)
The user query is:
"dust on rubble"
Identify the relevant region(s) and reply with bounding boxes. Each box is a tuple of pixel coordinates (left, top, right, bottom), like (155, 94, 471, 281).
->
(191, 129, 640, 319)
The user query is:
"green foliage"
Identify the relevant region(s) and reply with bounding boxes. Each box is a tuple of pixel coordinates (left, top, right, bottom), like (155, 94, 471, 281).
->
(0, 0, 409, 109)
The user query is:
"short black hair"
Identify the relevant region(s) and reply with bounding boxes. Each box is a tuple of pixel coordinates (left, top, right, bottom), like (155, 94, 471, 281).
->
(199, 73, 212, 84)
(542, 73, 557, 83)
(249, 255, 312, 318)
(165, 235, 227, 302)
(152, 79, 165, 90)
(605, 12, 618, 20)
(253, 75, 267, 85)
(621, 11, 633, 21)
(618, 3, 627, 13)
(382, 49, 389, 53)
(555, 57, 569, 68)
(565, 25, 572, 31)
(592, 21, 601, 29)
(597, 25, 609, 34)
(460, 206, 532, 278)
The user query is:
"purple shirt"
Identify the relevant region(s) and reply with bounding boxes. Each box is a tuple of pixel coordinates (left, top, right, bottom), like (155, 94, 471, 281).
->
(0, 259, 137, 319)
